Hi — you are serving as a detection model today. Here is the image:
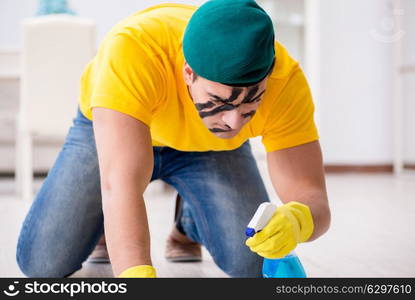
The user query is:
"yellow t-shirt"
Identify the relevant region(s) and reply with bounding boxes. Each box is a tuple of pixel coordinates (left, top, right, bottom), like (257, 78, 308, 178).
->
(79, 3, 319, 152)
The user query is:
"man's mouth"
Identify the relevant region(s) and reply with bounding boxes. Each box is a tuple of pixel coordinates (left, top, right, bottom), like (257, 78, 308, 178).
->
(209, 128, 233, 133)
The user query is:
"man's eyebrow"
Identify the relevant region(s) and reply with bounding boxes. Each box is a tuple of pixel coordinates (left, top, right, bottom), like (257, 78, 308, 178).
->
(242, 89, 266, 104)
(207, 93, 226, 102)
(241, 86, 266, 104)
(207, 87, 243, 103)
(208, 87, 266, 105)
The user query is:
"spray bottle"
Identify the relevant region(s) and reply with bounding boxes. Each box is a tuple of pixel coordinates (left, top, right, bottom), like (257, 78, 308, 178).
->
(246, 202, 307, 278)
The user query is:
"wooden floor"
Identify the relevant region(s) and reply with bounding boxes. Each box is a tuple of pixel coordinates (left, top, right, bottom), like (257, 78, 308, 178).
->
(1, 171, 415, 278)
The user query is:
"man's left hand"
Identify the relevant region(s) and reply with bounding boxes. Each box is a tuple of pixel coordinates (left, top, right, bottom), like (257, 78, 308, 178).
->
(245, 201, 314, 259)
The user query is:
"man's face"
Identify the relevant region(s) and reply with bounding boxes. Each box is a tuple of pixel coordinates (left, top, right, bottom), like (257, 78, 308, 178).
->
(183, 63, 268, 139)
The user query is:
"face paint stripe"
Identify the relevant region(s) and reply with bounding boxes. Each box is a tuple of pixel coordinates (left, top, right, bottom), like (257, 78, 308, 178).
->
(199, 103, 239, 118)
(243, 90, 265, 104)
(227, 87, 243, 103)
(207, 87, 243, 105)
(241, 86, 259, 104)
(197, 86, 264, 119)
(195, 101, 216, 111)
(208, 94, 225, 102)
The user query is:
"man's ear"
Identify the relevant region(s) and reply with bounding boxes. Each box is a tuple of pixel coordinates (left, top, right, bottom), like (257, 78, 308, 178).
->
(183, 62, 195, 85)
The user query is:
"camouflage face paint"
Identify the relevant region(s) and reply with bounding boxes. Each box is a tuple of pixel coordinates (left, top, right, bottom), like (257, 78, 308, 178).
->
(209, 87, 243, 104)
(195, 101, 216, 111)
(195, 86, 265, 119)
(198, 103, 237, 118)
(241, 88, 265, 104)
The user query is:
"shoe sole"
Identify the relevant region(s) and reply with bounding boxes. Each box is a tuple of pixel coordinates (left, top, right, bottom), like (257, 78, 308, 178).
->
(165, 256, 202, 263)
(86, 258, 110, 264)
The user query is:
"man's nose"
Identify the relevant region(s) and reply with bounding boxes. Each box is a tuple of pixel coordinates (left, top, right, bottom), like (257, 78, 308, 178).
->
(222, 109, 244, 130)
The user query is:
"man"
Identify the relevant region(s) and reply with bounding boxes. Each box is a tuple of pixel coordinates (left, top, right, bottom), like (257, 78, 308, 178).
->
(16, 0, 330, 278)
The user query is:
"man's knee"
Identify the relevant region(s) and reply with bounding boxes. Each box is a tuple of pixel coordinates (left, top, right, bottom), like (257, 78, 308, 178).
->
(16, 243, 78, 278)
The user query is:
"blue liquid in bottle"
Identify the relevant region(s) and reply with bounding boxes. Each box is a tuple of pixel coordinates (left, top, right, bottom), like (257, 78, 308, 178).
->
(245, 202, 307, 278)
(262, 252, 306, 278)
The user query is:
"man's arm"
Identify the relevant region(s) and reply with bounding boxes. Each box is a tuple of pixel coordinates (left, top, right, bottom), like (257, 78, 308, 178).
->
(92, 107, 153, 276)
(266, 140, 330, 241)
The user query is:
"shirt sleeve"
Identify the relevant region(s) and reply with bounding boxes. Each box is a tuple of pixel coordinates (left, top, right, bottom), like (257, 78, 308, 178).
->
(89, 34, 166, 126)
(261, 67, 319, 152)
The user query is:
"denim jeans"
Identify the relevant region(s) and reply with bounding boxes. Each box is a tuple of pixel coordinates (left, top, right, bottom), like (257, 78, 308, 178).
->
(16, 108, 270, 278)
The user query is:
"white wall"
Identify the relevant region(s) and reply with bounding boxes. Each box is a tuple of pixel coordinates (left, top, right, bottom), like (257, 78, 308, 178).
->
(312, 0, 395, 165)
(402, 0, 415, 164)
(0, 0, 207, 48)
(0, 0, 37, 48)
(259, 0, 305, 64)
(264, 0, 415, 166)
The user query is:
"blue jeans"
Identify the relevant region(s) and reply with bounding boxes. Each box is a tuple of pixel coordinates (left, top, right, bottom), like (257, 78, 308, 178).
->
(16, 108, 270, 277)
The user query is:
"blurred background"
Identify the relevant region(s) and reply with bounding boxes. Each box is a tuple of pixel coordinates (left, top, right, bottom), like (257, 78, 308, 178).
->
(0, 0, 414, 278)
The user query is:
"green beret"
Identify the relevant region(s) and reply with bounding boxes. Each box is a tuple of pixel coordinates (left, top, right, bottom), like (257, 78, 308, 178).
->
(183, 0, 275, 85)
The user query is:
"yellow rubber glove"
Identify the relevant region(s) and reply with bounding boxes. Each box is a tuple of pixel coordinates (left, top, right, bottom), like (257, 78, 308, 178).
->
(245, 201, 314, 259)
(117, 265, 157, 278)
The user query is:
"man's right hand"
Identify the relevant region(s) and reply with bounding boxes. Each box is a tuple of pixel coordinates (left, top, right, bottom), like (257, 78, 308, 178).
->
(118, 265, 157, 278)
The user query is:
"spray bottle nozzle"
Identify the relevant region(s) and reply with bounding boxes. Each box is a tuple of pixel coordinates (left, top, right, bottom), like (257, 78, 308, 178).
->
(245, 202, 277, 237)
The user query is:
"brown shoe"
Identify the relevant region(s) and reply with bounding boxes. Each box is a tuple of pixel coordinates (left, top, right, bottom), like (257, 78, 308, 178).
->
(165, 226, 202, 262)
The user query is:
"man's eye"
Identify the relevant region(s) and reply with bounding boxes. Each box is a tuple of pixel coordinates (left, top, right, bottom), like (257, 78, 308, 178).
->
(242, 111, 256, 118)
(211, 99, 226, 105)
